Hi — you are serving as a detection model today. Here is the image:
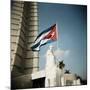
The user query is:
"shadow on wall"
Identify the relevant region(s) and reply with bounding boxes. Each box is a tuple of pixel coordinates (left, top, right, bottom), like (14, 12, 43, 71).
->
(11, 74, 32, 89)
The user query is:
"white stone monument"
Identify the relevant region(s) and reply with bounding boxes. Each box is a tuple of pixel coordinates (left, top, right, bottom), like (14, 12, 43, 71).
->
(76, 78, 81, 85)
(45, 45, 66, 87)
(45, 45, 57, 87)
(45, 45, 80, 87)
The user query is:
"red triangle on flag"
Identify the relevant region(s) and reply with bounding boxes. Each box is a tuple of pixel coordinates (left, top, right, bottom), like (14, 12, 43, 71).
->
(43, 24, 57, 40)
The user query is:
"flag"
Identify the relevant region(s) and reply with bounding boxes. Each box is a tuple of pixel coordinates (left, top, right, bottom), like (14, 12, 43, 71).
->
(31, 24, 57, 51)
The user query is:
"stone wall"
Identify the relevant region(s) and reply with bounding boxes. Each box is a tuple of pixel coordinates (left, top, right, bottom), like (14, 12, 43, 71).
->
(11, 1, 25, 77)
(11, 1, 39, 89)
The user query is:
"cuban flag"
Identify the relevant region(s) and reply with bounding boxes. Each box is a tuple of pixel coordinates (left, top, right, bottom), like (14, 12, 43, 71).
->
(31, 24, 57, 51)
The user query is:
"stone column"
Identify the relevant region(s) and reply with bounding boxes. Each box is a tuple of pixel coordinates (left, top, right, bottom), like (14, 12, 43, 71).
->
(76, 79, 81, 85)
(61, 76, 65, 86)
(11, 1, 25, 77)
(11, 1, 39, 88)
(24, 2, 39, 74)
(11, 1, 39, 77)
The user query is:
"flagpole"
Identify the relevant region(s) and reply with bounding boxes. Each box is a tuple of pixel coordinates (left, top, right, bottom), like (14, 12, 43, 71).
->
(56, 23, 59, 50)
(56, 22, 59, 63)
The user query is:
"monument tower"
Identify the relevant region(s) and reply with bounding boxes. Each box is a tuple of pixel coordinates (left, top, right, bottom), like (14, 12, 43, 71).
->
(11, 0, 39, 88)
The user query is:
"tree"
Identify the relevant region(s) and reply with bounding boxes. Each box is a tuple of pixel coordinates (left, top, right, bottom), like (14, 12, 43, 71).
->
(65, 69, 71, 74)
(58, 60, 65, 69)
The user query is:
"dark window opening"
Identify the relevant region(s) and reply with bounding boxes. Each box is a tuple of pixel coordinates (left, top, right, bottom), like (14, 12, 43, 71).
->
(32, 77, 45, 88)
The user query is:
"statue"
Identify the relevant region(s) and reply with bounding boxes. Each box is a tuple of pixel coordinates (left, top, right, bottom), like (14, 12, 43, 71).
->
(45, 45, 57, 87)
(45, 45, 65, 87)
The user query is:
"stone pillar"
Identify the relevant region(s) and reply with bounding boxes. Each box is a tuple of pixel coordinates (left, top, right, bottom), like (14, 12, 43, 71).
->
(11, 1, 39, 77)
(24, 2, 39, 74)
(76, 79, 81, 85)
(61, 76, 65, 86)
(11, 1, 39, 89)
(11, 1, 25, 77)
(56, 68, 61, 86)
(73, 80, 77, 85)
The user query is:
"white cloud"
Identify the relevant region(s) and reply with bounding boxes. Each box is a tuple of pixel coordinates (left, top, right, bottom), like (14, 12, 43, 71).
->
(64, 50, 70, 57)
(54, 49, 64, 57)
(40, 48, 70, 61)
(54, 49, 70, 60)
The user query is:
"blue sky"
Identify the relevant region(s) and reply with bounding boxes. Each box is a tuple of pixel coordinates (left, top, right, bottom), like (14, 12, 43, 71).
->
(38, 2, 87, 80)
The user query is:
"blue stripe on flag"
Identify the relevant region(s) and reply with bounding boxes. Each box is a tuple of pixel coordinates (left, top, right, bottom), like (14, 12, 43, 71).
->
(35, 24, 56, 41)
(31, 39, 56, 51)
(35, 28, 51, 41)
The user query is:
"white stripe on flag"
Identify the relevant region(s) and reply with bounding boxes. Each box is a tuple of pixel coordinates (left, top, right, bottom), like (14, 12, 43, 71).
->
(32, 31, 51, 46)
(34, 39, 50, 51)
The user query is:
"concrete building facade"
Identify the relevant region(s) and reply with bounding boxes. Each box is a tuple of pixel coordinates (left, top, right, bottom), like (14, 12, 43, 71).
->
(11, 1, 39, 88)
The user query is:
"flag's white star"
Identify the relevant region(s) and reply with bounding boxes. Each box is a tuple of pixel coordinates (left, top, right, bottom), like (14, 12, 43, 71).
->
(51, 32, 55, 37)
